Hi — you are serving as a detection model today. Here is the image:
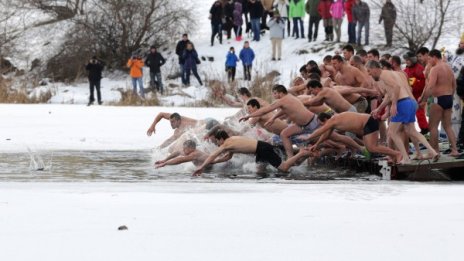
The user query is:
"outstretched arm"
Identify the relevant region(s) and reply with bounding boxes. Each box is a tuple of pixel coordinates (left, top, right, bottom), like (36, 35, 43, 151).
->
(155, 151, 181, 165)
(147, 112, 172, 136)
(239, 100, 281, 122)
(156, 153, 198, 169)
(193, 146, 227, 176)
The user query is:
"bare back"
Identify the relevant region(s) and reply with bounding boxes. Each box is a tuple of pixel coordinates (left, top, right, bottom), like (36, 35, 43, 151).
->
(279, 94, 314, 126)
(223, 136, 259, 154)
(428, 62, 455, 97)
(335, 65, 365, 87)
(332, 112, 370, 136)
(379, 70, 412, 101)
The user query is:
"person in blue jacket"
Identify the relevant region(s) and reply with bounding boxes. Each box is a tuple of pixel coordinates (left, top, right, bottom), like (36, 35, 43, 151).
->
(225, 47, 240, 82)
(239, 41, 255, 81)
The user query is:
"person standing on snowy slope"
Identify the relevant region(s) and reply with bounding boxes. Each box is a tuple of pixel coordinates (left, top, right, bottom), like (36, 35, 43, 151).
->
(352, 0, 370, 46)
(403, 52, 429, 135)
(85, 56, 104, 106)
(233, 0, 244, 41)
(249, 0, 264, 41)
(289, 0, 305, 39)
(225, 47, 239, 82)
(330, 0, 344, 43)
(145, 46, 166, 95)
(127, 54, 145, 98)
(345, 0, 356, 44)
(274, 0, 289, 38)
(305, 0, 320, 42)
(224, 0, 235, 40)
(182, 43, 203, 86)
(175, 34, 191, 86)
(379, 0, 396, 47)
(268, 12, 285, 61)
(239, 41, 255, 81)
(318, 0, 332, 41)
(210, 1, 224, 46)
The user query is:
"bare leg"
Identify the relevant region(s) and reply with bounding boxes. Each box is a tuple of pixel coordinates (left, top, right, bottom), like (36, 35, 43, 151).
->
(280, 124, 303, 158)
(363, 131, 402, 162)
(442, 108, 460, 156)
(279, 148, 312, 172)
(330, 132, 363, 152)
(388, 122, 410, 164)
(428, 104, 442, 154)
(403, 123, 437, 159)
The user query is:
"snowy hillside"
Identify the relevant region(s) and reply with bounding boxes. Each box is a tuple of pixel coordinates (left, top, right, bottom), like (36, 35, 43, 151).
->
(2, 0, 464, 106)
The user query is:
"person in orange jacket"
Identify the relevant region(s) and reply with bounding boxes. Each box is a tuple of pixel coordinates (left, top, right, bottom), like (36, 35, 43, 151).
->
(127, 54, 145, 98)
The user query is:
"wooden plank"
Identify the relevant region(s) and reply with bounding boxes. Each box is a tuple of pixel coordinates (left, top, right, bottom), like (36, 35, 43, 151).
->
(395, 155, 464, 173)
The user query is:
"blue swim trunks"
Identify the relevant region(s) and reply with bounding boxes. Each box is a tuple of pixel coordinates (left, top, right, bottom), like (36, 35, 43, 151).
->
(391, 97, 417, 123)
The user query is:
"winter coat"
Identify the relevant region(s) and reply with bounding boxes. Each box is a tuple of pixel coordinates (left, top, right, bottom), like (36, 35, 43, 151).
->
(345, 0, 355, 22)
(317, 0, 332, 19)
(268, 17, 285, 38)
(352, 1, 370, 23)
(249, 1, 264, 19)
(305, 0, 320, 18)
(239, 47, 255, 66)
(127, 58, 144, 78)
(175, 40, 191, 64)
(145, 52, 166, 73)
(182, 49, 199, 70)
(404, 63, 425, 97)
(225, 52, 239, 67)
(210, 2, 224, 25)
(85, 62, 104, 82)
(289, 0, 305, 18)
(330, 0, 344, 19)
(379, 2, 396, 25)
(233, 1, 243, 26)
(274, 0, 289, 18)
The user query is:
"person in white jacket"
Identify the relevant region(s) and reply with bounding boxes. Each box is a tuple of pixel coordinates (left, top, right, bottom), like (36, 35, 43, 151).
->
(273, 0, 290, 37)
(268, 12, 286, 60)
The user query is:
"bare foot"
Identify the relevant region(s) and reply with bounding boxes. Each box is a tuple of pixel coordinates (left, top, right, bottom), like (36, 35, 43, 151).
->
(450, 150, 460, 157)
(411, 154, 424, 160)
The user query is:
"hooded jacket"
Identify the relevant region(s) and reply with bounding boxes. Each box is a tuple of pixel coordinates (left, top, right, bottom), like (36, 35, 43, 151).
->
(289, 0, 305, 18)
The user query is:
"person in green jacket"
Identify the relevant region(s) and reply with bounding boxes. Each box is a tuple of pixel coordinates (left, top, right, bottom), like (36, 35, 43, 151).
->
(305, 0, 320, 42)
(289, 0, 306, 39)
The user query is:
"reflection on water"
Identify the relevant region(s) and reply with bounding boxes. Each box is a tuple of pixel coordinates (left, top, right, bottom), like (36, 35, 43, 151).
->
(0, 150, 378, 182)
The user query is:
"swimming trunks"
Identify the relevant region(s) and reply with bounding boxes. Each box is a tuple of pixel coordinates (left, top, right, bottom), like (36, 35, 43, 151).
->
(391, 97, 417, 123)
(363, 116, 379, 136)
(353, 96, 368, 113)
(255, 140, 282, 169)
(434, 95, 453, 110)
(298, 115, 319, 134)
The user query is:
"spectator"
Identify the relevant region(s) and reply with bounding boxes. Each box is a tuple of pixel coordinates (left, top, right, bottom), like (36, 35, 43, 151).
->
(345, 0, 356, 44)
(318, 0, 332, 41)
(268, 11, 285, 61)
(182, 43, 203, 86)
(224, 0, 235, 40)
(274, 0, 289, 38)
(175, 34, 191, 86)
(305, 0, 320, 42)
(145, 46, 166, 95)
(225, 47, 239, 82)
(289, 0, 305, 39)
(330, 0, 344, 43)
(233, 0, 244, 41)
(379, 0, 396, 47)
(127, 54, 145, 98)
(210, 1, 223, 46)
(352, 0, 370, 46)
(249, 0, 264, 41)
(403, 51, 429, 134)
(85, 56, 104, 106)
(239, 41, 256, 81)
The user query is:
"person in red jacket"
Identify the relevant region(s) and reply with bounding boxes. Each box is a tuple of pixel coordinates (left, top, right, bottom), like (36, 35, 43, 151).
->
(345, 0, 356, 44)
(318, 0, 333, 41)
(403, 52, 429, 134)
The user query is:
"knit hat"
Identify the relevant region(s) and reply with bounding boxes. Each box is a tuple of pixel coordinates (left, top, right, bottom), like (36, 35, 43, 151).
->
(403, 51, 417, 64)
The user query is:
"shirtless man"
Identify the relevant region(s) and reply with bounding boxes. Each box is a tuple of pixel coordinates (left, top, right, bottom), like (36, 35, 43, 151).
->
(222, 87, 270, 108)
(367, 60, 438, 163)
(419, 49, 459, 157)
(147, 112, 202, 148)
(301, 112, 402, 162)
(342, 44, 355, 61)
(332, 85, 376, 113)
(239, 84, 318, 158)
(304, 80, 358, 113)
(246, 99, 288, 135)
(155, 140, 209, 169)
(193, 130, 294, 176)
(332, 55, 370, 88)
(416, 47, 432, 78)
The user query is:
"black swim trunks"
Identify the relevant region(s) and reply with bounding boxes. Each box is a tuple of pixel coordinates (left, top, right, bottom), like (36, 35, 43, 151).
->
(363, 116, 379, 136)
(435, 95, 453, 110)
(255, 141, 282, 169)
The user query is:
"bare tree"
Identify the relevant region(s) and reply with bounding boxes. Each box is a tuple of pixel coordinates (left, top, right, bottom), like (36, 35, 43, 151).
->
(372, 0, 461, 52)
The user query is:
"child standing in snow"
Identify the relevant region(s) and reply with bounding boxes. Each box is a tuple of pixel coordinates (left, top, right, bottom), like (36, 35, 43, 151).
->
(225, 47, 239, 83)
